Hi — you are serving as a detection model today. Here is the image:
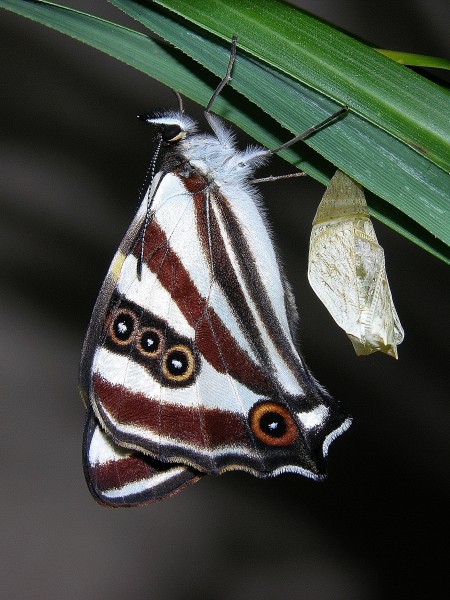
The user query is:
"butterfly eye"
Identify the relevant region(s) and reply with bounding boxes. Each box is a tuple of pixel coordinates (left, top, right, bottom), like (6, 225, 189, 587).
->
(110, 311, 136, 345)
(250, 402, 298, 446)
(162, 124, 186, 143)
(162, 345, 195, 382)
(139, 329, 162, 357)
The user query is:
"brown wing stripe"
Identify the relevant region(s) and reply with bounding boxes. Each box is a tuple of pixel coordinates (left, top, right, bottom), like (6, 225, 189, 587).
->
(93, 375, 251, 449)
(193, 191, 266, 364)
(133, 219, 273, 396)
(93, 455, 160, 492)
(215, 195, 305, 377)
(185, 170, 304, 382)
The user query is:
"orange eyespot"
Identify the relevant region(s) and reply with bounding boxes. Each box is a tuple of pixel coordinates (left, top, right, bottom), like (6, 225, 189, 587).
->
(249, 402, 298, 446)
(109, 310, 136, 346)
(162, 345, 195, 382)
(138, 328, 162, 357)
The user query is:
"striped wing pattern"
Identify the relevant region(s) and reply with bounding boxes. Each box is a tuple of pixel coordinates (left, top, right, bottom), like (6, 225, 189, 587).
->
(83, 406, 200, 507)
(81, 163, 350, 506)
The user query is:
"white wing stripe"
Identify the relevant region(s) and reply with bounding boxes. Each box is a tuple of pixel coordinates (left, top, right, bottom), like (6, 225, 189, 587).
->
(150, 173, 258, 362)
(212, 201, 304, 396)
(93, 347, 262, 412)
(102, 469, 188, 499)
(116, 253, 195, 339)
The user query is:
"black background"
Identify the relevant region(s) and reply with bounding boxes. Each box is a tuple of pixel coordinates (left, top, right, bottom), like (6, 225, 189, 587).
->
(1, 1, 449, 599)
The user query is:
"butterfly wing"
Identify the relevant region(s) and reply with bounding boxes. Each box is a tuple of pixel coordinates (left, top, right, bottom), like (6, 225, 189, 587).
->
(83, 406, 200, 507)
(82, 168, 350, 490)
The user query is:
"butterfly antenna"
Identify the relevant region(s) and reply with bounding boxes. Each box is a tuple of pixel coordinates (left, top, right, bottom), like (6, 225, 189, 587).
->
(172, 89, 184, 113)
(137, 136, 163, 279)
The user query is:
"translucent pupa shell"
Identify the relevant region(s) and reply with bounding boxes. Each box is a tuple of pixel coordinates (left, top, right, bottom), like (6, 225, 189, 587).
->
(308, 171, 404, 358)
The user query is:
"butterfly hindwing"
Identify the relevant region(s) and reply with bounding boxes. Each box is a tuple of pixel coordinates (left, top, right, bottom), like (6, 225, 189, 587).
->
(83, 406, 201, 507)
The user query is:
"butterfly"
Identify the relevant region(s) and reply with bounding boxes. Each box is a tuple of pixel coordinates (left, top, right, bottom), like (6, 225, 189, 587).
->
(79, 37, 351, 507)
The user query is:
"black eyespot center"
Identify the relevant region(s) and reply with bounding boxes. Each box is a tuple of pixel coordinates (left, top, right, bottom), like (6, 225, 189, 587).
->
(259, 411, 287, 438)
(139, 329, 161, 356)
(111, 311, 135, 344)
(162, 345, 195, 382)
(168, 350, 187, 373)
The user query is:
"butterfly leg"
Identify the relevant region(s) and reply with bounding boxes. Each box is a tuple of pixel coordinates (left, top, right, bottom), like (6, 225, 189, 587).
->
(204, 35, 347, 160)
(269, 106, 348, 154)
(250, 106, 347, 183)
(252, 172, 308, 184)
(245, 106, 349, 167)
(204, 36, 238, 134)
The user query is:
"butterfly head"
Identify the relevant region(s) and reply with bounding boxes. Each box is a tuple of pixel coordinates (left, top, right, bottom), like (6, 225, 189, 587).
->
(138, 111, 198, 145)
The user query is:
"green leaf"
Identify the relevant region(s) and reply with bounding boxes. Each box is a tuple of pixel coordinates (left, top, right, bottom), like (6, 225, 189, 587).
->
(1, 0, 449, 264)
(109, 0, 450, 263)
(147, 0, 450, 172)
(376, 49, 450, 71)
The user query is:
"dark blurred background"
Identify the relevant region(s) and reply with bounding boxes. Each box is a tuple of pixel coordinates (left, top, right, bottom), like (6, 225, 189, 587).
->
(1, 1, 448, 599)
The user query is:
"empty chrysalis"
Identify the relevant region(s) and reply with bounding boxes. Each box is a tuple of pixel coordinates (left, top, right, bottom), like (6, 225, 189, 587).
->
(308, 170, 404, 358)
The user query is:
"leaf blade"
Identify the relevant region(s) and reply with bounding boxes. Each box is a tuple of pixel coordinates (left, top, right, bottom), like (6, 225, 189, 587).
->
(376, 49, 450, 70)
(109, 0, 450, 261)
(150, 0, 450, 172)
(1, 0, 449, 263)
